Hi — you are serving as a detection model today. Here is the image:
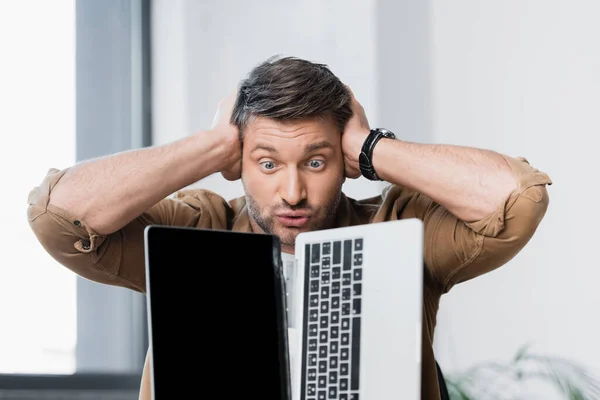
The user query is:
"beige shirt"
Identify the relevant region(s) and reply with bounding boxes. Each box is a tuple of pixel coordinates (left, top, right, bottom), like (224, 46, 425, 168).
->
(26, 154, 551, 400)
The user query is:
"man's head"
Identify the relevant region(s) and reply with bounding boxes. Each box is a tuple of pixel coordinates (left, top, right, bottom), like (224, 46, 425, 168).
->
(231, 56, 353, 253)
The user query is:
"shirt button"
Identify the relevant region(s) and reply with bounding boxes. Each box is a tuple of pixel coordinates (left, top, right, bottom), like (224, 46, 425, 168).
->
(74, 220, 81, 227)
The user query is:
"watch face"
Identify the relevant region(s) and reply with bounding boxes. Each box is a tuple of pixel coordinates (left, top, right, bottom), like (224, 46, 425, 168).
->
(377, 128, 395, 139)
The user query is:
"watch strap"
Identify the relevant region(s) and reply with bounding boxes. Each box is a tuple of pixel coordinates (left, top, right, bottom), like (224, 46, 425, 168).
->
(358, 128, 395, 180)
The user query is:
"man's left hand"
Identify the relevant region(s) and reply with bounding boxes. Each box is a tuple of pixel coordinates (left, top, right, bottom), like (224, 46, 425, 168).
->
(342, 86, 371, 179)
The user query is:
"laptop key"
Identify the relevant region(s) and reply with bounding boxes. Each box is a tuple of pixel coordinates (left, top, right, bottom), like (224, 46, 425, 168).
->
(353, 253, 362, 266)
(340, 363, 349, 375)
(318, 391, 326, 400)
(354, 238, 363, 251)
(319, 331, 328, 343)
(310, 309, 318, 321)
(319, 346, 328, 358)
(321, 301, 329, 313)
(342, 273, 351, 286)
(322, 256, 330, 268)
(350, 394, 359, 400)
(342, 288, 351, 301)
(321, 286, 330, 299)
(340, 395, 348, 400)
(311, 243, 320, 263)
(340, 378, 349, 390)
(311, 280, 319, 292)
(331, 296, 340, 309)
(309, 353, 317, 366)
(308, 383, 316, 395)
(353, 298, 362, 315)
(332, 266, 341, 280)
(318, 375, 327, 388)
(323, 242, 331, 255)
(329, 371, 337, 384)
(321, 271, 330, 284)
(330, 340, 338, 353)
(341, 333, 350, 345)
(353, 268, 362, 281)
(329, 356, 338, 369)
(320, 315, 328, 329)
(329, 386, 337, 399)
(319, 360, 327, 373)
(342, 303, 351, 316)
(353, 283, 362, 296)
(330, 326, 339, 338)
(308, 369, 317, 381)
(309, 324, 318, 336)
(341, 347, 349, 360)
(343, 240, 352, 270)
(342, 317, 350, 330)
(309, 339, 318, 351)
(331, 311, 339, 324)
(350, 317, 362, 390)
(333, 241, 341, 264)
(332, 281, 341, 294)
(311, 265, 320, 278)
(310, 295, 319, 307)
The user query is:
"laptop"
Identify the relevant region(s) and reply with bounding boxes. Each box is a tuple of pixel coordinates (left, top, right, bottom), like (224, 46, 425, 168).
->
(289, 218, 424, 400)
(144, 217, 423, 400)
(143, 225, 291, 400)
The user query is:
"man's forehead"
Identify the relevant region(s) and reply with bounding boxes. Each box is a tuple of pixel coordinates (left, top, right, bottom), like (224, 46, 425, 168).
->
(245, 116, 339, 139)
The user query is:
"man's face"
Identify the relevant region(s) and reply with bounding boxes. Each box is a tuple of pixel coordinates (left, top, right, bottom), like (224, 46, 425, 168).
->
(241, 116, 345, 254)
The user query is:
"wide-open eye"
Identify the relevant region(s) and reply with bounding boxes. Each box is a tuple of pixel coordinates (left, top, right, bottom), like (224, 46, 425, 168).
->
(307, 159, 325, 169)
(260, 161, 277, 171)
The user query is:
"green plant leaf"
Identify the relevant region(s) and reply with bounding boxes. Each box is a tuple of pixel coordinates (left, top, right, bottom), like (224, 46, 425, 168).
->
(442, 344, 600, 400)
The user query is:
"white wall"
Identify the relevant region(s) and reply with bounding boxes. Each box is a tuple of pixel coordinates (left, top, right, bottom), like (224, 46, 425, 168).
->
(431, 0, 600, 392)
(152, 0, 600, 395)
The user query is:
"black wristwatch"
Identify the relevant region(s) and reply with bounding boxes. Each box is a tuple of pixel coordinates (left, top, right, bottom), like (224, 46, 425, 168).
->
(358, 128, 396, 180)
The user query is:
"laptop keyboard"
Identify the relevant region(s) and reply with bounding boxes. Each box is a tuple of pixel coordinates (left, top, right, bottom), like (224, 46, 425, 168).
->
(301, 238, 363, 400)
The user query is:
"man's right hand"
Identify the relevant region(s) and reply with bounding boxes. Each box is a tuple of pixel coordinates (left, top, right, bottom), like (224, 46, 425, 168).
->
(209, 90, 242, 181)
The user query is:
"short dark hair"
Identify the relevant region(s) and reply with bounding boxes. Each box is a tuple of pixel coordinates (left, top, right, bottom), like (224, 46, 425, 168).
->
(231, 55, 352, 139)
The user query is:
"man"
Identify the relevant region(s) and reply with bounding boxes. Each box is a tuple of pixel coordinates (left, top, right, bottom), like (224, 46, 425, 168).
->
(27, 56, 551, 399)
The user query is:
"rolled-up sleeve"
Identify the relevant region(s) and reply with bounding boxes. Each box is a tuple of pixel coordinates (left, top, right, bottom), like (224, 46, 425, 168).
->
(27, 168, 218, 293)
(382, 155, 552, 294)
(427, 155, 551, 292)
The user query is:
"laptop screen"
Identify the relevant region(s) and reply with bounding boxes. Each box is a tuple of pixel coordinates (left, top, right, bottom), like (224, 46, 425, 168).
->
(144, 226, 289, 399)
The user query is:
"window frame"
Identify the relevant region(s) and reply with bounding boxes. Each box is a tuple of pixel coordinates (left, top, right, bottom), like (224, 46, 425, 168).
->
(0, 0, 152, 393)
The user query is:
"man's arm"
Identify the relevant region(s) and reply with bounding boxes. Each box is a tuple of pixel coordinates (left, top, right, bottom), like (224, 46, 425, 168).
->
(27, 92, 241, 292)
(342, 88, 516, 222)
(50, 93, 240, 236)
(343, 87, 551, 291)
(372, 140, 516, 222)
(138, 349, 152, 400)
(50, 130, 235, 236)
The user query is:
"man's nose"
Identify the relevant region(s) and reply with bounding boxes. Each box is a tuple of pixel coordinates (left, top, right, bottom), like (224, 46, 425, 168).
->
(279, 167, 307, 206)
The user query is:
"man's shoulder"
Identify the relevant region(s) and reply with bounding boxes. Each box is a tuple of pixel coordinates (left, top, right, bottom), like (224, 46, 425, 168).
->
(172, 187, 231, 208)
(342, 183, 409, 225)
(170, 187, 247, 223)
(345, 183, 406, 206)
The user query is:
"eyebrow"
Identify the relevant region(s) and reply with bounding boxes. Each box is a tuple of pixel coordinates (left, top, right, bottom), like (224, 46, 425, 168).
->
(250, 141, 334, 154)
(305, 141, 334, 153)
